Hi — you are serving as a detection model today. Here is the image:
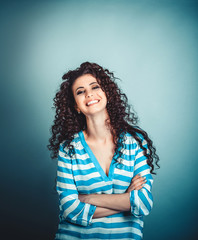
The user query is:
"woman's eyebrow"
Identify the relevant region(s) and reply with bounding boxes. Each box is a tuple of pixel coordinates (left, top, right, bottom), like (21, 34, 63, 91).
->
(75, 82, 98, 92)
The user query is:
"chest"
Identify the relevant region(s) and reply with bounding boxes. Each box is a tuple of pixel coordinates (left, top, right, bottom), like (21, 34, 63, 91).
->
(87, 142, 115, 176)
(73, 138, 135, 194)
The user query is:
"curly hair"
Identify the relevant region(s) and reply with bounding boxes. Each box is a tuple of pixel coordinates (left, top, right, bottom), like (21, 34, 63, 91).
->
(47, 62, 160, 174)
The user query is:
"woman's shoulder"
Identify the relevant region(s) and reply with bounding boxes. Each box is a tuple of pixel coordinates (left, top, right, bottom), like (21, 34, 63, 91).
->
(122, 130, 146, 147)
(60, 132, 81, 152)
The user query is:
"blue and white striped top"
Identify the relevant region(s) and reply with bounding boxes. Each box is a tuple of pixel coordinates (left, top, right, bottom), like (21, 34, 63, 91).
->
(55, 130, 153, 240)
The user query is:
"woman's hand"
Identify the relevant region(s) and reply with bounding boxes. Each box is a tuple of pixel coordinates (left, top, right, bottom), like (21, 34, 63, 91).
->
(126, 174, 147, 193)
(79, 175, 146, 201)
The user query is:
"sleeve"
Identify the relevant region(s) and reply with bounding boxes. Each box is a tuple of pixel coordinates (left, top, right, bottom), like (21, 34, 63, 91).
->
(56, 143, 96, 226)
(130, 136, 154, 218)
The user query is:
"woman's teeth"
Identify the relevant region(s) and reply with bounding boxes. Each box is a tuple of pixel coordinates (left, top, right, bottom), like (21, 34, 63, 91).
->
(87, 100, 99, 106)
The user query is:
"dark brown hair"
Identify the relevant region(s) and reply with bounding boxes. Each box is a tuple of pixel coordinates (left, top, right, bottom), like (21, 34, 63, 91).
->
(48, 62, 160, 174)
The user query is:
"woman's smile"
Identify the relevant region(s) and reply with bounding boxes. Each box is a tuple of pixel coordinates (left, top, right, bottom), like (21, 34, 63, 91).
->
(86, 100, 100, 106)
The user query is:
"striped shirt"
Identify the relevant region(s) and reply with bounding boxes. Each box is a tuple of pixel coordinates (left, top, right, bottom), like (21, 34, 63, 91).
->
(55, 130, 153, 240)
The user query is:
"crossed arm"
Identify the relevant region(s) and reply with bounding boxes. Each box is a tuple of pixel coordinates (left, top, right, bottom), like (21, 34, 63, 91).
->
(57, 138, 153, 225)
(79, 174, 146, 218)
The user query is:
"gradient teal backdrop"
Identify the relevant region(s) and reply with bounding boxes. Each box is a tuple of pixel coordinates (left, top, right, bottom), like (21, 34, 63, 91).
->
(1, 0, 198, 239)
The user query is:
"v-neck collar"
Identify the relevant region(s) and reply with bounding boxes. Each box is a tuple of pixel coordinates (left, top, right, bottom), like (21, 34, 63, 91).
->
(79, 130, 117, 182)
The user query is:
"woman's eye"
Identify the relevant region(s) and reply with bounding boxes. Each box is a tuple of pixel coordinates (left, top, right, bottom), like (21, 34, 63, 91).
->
(76, 86, 99, 95)
(92, 85, 100, 90)
(77, 91, 84, 95)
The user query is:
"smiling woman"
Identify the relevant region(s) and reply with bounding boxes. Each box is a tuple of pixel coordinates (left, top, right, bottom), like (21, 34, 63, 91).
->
(72, 74, 108, 116)
(48, 62, 160, 240)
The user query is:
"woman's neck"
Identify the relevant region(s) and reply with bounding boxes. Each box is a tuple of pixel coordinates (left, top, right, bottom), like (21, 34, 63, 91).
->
(84, 111, 112, 144)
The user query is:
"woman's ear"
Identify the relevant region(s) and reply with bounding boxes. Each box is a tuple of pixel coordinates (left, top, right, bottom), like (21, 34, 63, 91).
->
(74, 104, 80, 114)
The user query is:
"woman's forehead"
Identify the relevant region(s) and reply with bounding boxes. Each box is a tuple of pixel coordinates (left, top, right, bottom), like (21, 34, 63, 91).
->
(72, 74, 98, 89)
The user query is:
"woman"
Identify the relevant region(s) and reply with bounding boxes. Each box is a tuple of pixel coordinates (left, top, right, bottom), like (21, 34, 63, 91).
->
(48, 62, 159, 240)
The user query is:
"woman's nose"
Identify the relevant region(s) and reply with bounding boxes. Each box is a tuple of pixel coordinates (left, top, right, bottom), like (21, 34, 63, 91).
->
(86, 90, 93, 98)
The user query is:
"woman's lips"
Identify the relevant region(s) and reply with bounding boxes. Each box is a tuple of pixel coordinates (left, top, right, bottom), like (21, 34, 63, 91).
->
(86, 100, 100, 106)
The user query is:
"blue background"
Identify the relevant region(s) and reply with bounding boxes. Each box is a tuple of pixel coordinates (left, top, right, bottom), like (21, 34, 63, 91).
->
(1, 0, 198, 239)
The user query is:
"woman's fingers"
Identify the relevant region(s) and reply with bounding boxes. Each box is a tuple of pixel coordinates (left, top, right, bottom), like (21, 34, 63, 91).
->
(127, 175, 147, 192)
(131, 174, 142, 181)
(130, 180, 146, 189)
(131, 175, 144, 184)
(128, 182, 146, 191)
(131, 175, 146, 185)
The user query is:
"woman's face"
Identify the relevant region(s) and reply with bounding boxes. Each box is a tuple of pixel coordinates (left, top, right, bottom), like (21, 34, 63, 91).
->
(72, 74, 108, 116)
